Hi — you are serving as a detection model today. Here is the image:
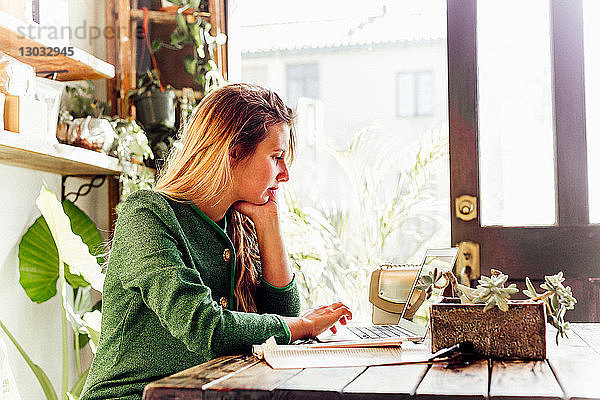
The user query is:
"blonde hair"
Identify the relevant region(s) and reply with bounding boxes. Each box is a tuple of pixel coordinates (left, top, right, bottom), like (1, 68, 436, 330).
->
(154, 83, 295, 312)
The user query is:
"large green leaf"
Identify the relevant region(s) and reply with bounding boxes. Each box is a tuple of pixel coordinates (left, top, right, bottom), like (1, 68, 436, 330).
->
(18, 216, 59, 303)
(62, 200, 105, 266)
(37, 187, 105, 292)
(18, 197, 105, 303)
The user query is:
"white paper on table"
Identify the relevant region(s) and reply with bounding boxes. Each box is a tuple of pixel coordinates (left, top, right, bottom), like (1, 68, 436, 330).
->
(252, 336, 429, 369)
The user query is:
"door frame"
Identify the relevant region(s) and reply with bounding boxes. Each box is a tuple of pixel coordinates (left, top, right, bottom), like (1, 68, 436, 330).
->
(447, 0, 600, 320)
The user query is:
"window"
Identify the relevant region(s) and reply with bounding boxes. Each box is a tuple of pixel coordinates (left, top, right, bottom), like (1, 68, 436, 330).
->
(286, 63, 319, 108)
(396, 71, 433, 117)
(235, 0, 450, 321)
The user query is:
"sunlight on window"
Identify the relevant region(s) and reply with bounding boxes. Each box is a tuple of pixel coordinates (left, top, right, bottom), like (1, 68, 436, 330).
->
(477, 0, 556, 226)
(584, 0, 600, 223)
(234, 0, 450, 320)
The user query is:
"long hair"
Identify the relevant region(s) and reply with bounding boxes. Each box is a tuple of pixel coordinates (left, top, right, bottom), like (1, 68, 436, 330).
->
(154, 83, 295, 312)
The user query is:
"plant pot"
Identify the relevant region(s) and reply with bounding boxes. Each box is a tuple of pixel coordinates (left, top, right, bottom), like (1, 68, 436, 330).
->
(134, 88, 176, 131)
(430, 300, 547, 359)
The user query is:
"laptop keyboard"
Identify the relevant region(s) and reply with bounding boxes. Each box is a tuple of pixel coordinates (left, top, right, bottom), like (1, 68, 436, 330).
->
(347, 325, 408, 339)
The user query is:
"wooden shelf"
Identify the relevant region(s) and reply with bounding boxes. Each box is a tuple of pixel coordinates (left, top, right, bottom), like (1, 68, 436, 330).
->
(0, 11, 115, 81)
(0, 131, 121, 176)
(130, 9, 210, 25)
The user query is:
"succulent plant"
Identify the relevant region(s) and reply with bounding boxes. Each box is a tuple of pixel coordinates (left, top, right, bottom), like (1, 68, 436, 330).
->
(444, 271, 477, 303)
(471, 269, 519, 312)
(420, 267, 577, 344)
(523, 272, 577, 344)
(415, 267, 448, 299)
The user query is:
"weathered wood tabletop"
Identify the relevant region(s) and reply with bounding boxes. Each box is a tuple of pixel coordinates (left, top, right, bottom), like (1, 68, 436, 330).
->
(143, 323, 600, 399)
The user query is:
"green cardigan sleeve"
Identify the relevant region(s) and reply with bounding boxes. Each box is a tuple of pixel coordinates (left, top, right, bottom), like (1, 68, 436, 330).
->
(113, 195, 291, 360)
(256, 275, 302, 317)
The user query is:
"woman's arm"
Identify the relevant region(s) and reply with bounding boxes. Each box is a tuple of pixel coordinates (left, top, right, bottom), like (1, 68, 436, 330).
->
(254, 211, 293, 287)
(234, 193, 352, 340)
(234, 191, 292, 287)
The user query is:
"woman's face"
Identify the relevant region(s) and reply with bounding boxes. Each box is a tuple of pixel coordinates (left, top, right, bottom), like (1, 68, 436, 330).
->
(231, 123, 290, 204)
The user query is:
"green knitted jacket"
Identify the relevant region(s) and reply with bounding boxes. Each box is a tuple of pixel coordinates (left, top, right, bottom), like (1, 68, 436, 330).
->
(80, 189, 301, 400)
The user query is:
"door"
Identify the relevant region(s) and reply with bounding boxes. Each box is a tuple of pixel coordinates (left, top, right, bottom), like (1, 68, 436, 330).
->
(447, 0, 600, 321)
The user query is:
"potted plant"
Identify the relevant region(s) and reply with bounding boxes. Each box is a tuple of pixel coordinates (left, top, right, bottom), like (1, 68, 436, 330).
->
(128, 69, 177, 131)
(151, 0, 226, 95)
(61, 83, 114, 153)
(422, 268, 577, 359)
(110, 117, 155, 206)
(63, 84, 109, 119)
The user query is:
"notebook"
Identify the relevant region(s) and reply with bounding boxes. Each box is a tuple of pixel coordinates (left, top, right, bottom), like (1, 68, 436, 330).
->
(316, 247, 459, 343)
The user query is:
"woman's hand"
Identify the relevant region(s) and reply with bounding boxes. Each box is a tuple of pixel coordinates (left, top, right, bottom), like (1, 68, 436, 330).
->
(233, 189, 279, 227)
(284, 302, 353, 341)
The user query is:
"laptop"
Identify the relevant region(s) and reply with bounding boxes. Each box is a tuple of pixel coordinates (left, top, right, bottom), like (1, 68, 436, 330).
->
(316, 248, 459, 343)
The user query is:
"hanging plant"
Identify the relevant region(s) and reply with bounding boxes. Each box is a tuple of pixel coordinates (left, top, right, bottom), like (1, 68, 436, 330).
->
(151, 0, 227, 95)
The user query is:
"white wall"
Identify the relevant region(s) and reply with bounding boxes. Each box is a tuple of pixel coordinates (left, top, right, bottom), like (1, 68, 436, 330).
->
(0, 1, 109, 399)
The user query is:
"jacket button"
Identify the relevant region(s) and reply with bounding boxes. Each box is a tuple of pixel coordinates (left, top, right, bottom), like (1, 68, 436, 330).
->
(219, 297, 228, 309)
(223, 248, 231, 261)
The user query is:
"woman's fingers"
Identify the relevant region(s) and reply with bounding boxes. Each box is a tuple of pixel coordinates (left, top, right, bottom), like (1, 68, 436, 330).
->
(332, 304, 352, 321)
(300, 302, 353, 337)
(325, 302, 352, 315)
(327, 305, 352, 335)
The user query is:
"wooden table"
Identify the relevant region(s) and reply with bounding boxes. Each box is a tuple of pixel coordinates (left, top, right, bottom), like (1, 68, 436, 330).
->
(143, 323, 600, 399)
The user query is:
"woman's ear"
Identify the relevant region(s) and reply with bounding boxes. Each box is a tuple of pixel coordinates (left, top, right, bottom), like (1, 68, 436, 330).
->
(229, 148, 237, 166)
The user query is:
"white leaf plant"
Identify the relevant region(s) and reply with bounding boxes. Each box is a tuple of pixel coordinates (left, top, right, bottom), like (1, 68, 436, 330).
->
(0, 186, 105, 400)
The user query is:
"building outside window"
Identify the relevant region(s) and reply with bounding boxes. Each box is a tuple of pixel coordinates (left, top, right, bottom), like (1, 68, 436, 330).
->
(286, 63, 319, 109)
(397, 71, 434, 117)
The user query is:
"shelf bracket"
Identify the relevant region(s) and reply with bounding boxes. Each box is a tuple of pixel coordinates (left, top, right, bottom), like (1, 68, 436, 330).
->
(62, 175, 107, 203)
(37, 70, 69, 80)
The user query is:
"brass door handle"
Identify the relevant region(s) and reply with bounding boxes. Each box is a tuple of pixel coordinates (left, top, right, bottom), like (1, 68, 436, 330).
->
(455, 195, 477, 221)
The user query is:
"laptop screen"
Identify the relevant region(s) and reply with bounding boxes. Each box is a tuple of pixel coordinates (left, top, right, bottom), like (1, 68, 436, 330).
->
(397, 248, 458, 337)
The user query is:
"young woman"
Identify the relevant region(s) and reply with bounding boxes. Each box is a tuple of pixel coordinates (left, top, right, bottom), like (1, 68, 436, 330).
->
(81, 83, 352, 400)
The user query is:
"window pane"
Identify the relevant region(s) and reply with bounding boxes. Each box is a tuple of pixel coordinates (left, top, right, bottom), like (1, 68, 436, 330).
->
(416, 71, 433, 116)
(286, 63, 319, 108)
(397, 73, 416, 117)
(477, 0, 556, 226)
(584, 0, 600, 223)
(236, 0, 450, 320)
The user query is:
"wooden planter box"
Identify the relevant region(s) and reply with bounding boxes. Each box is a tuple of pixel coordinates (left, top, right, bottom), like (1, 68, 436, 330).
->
(430, 300, 547, 359)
